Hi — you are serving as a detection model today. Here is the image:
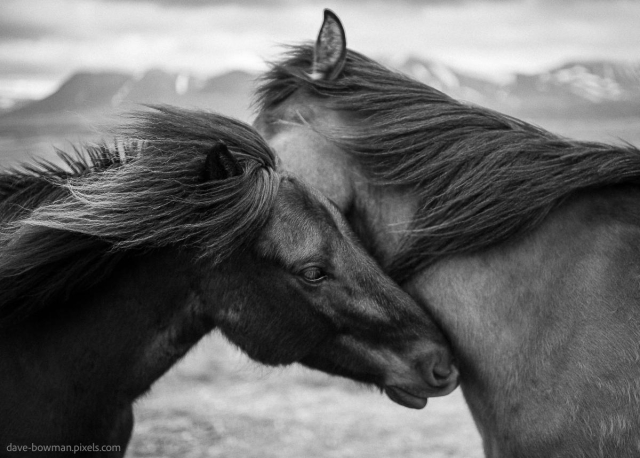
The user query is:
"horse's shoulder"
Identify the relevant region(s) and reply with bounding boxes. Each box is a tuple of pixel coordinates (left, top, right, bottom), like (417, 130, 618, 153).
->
(408, 184, 640, 332)
(504, 185, 640, 300)
(409, 186, 640, 455)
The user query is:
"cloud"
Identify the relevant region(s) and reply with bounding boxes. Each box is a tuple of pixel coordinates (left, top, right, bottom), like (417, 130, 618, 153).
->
(0, 1, 63, 41)
(100, 0, 286, 5)
(0, 0, 639, 99)
(0, 20, 52, 40)
(98, 0, 459, 6)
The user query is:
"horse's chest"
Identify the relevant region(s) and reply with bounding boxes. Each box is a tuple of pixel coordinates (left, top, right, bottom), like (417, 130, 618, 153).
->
(408, 209, 640, 456)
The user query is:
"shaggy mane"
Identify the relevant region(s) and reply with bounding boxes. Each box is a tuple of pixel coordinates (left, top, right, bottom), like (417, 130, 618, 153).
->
(0, 106, 280, 325)
(256, 44, 640, 282)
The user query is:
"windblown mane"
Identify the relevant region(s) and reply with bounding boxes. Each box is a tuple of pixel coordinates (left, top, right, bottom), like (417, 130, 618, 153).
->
(256, 44, 640, 282)
(0, 106, 279, 325)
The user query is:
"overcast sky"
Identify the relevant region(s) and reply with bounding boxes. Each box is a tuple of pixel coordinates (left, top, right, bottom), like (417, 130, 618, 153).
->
(1, 0, 639, 98)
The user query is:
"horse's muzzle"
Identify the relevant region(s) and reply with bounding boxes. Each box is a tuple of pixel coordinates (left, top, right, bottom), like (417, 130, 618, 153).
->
(383, 348, 459, 409)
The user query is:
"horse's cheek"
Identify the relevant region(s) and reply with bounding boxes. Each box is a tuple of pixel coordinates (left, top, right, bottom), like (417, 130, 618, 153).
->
(213, 278, 328, 366)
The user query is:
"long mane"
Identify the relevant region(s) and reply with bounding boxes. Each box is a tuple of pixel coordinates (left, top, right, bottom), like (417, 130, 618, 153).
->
(256, 44, 640, 282)
(0, 106, 280, 325)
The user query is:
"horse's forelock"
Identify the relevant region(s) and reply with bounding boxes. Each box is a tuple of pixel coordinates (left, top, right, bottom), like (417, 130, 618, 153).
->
(0, 107, 281, 325)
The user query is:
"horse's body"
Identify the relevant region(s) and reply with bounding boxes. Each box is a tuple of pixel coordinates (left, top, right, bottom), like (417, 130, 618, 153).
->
(253, 11, 640, 457)
(410, 187, 640, 456)
(0, 107, 458, 456)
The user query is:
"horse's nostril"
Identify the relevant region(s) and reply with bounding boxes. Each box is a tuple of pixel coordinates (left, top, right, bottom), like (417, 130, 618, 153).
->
(433, 357, 455, 381)
(420, 352, 459, 392)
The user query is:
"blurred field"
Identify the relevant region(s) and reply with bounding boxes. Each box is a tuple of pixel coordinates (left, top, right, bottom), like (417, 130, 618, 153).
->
(128, 334, 482, 458)
(1, 115, 638, 457)
(0, 133, 96, 168)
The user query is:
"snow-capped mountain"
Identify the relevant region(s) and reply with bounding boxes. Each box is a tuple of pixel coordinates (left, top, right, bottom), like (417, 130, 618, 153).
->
(1, 57, 638, 136)
(389, 56, 504, 104)
(511, 61, 640, 103)
(0, 69, 258, 135)
(388, 57, 640, 117)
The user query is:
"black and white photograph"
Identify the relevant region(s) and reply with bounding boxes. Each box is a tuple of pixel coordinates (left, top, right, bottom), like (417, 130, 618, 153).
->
(1, 1, 639, 457)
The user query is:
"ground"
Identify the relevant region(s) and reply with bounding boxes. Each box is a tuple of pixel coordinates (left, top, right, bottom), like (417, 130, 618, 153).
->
(127, 334, 483, 458)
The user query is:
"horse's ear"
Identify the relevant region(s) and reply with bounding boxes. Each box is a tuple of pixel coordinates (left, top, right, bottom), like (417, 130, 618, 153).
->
(203, 142, 243, 181)
(310, 9, 347, 81)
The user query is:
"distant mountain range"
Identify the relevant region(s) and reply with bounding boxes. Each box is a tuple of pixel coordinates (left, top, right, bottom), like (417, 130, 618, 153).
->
(395, 58, 640, 118)
(1, 58, 638, 136)
(0, 69, 257, 135)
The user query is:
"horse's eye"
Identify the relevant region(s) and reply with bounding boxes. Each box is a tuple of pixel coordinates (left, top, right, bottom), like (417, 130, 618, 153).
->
(300, 267, 327, 284)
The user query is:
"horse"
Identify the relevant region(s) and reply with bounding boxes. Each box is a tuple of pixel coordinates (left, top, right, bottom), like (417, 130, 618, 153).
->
(253, 10, 640, 458)
(0, 106, 459, 456)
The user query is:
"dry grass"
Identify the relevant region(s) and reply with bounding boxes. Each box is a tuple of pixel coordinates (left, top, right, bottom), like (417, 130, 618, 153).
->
(128, 334, 483, 458)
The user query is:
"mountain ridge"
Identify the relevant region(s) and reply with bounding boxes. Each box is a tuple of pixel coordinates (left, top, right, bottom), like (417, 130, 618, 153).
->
(0, 69, 258, 135)
(1, 58, 638, 136)
(395, 57, 640, 117)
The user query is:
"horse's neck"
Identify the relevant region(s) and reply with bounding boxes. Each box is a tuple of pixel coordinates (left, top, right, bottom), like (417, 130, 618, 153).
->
(406, 186, 640, 456)
(56, 249, 210, 395)
(0, 248, 213, 441)
(350, 183, 417, 268)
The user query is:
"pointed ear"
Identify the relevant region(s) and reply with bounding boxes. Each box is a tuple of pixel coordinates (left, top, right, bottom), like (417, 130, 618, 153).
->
(310, 9, 347, 81)
(203, 142, 243, 182)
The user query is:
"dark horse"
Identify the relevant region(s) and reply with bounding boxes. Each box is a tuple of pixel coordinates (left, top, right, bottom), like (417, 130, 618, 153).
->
(0, 107, 458, 456)
(253, 10, 640, 458)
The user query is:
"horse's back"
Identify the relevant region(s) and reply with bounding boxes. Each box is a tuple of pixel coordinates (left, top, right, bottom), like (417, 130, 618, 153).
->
(410, 185, 640, 457)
